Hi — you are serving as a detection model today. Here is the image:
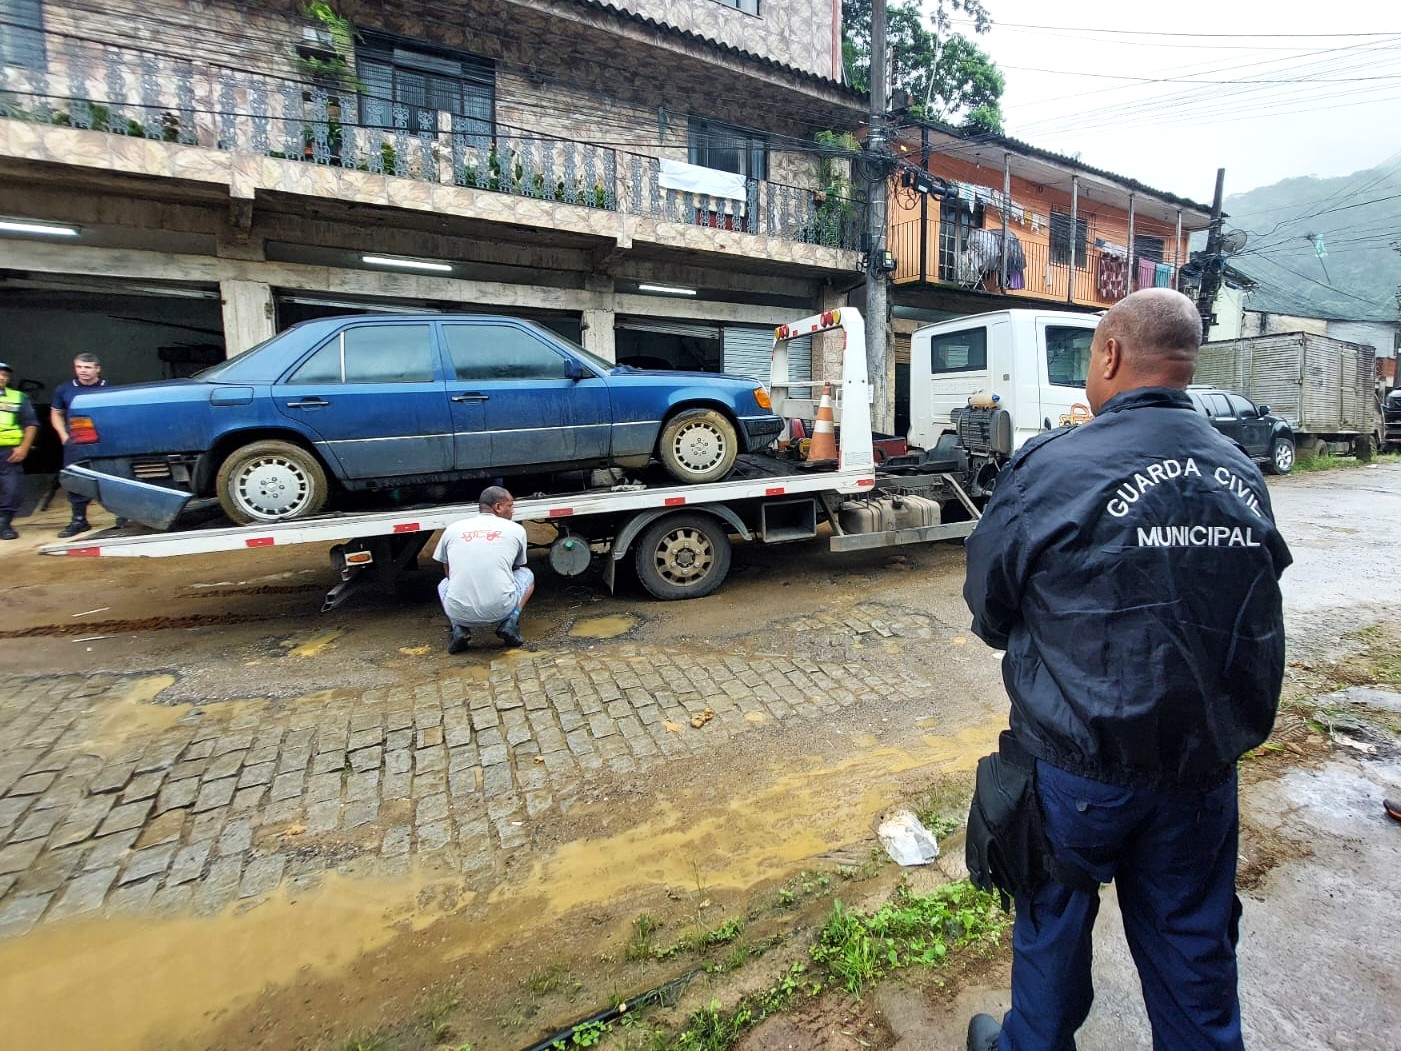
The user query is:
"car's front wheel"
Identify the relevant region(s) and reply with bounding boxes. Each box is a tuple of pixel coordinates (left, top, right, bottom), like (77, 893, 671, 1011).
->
(658, 408, 738, 484)
(1265, 436, 1294, 475)
(216, 440, 329, 523)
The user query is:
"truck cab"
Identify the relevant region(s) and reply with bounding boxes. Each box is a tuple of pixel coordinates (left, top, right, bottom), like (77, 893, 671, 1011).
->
(908, 309, 1097, 492)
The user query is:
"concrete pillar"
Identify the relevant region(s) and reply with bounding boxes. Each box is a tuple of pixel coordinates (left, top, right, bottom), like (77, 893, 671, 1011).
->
(219, 279, 275, 356)
(581, 308, 616, 363)
(817, 284, 848, 386)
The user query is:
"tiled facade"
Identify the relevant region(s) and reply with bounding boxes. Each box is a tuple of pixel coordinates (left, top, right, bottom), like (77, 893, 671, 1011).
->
(0, 0, 864, 384)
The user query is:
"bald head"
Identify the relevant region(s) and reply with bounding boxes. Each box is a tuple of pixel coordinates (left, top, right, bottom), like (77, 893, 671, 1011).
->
(1086, 289, 1202, 413)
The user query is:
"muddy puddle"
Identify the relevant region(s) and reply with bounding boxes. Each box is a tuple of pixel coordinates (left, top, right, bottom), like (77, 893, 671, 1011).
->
(0, 718, 1001, 1051)
(567, 613, 639, 639)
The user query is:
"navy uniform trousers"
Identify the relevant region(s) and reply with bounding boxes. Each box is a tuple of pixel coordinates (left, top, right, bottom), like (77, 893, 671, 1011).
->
(998, 760, 1244, 1051)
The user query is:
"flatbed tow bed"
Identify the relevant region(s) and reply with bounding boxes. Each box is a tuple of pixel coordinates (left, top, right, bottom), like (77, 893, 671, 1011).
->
(41, 309, 979, 610)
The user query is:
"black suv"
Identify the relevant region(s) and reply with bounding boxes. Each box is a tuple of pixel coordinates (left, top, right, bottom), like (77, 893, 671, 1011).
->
(1186, 386, 1295, 475)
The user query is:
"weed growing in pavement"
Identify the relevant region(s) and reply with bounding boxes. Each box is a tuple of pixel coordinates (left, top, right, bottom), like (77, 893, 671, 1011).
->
(912, 778, 974, 842)
(526, 960, 576, 996)
(1293, 451, 1400, 474)
(335, 1031, 391, 1051)
(810, 881, 1009, 995)
(627, 913, 662, 961)
(671, 962, 814, 1051)
(421, 988, 461, 1042)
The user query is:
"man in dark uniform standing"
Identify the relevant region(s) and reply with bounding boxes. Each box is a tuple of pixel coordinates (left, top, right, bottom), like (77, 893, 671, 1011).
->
(0, 361, 39, 540)
(50, 352, 109, 537)
(963, 288, 1292, 1051)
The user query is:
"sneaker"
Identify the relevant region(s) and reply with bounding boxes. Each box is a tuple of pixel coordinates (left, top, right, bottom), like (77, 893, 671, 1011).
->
(495, 612, 524, 648)
(1385, 798, 1401, 823)
(57, 519, 90, 539)
(967, 1013, 1002, 1051)
(114, 517, 130, 528)
(0, 521, 16, 541)
(447, 625, 471, 654)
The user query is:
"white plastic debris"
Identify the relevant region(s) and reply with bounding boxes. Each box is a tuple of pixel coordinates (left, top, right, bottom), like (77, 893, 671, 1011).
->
(877, 809, 941, 866)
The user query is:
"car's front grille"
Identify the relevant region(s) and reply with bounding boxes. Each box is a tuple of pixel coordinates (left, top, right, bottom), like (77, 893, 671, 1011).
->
(132, 458, 174, 480)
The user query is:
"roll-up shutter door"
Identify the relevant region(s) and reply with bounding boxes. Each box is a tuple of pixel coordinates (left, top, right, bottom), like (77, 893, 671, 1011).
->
(615, 317, 721, 339)
(723, 326, 811, 384)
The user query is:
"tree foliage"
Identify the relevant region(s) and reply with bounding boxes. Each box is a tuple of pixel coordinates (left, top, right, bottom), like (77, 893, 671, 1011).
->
(842, 0, 1004, 133)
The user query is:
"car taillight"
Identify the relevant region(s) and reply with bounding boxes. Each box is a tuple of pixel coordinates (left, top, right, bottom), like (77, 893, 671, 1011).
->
(68, 416, 99, 444)
(753, 387, 772, 410)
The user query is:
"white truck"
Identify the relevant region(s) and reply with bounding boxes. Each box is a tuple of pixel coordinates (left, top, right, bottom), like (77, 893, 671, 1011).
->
(906, 309, 1098, 495)
(42, 309, 982, 610)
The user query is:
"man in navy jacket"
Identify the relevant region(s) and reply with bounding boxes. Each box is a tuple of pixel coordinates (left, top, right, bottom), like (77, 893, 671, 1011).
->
(963, 289, 1291, 1051)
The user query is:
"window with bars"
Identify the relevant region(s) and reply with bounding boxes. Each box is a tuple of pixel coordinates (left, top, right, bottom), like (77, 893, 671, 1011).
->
(357, 33, 493, 143)
(0, 0, 45, 68)
(1133, 234, 1165, 263)
(687, 117, 767, 180)
(937, 200, 978, 282)
(1050, 211, 1089, 268)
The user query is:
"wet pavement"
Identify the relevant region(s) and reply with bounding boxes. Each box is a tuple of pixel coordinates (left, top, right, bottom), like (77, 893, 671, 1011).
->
(0, 464, 1398, 1049)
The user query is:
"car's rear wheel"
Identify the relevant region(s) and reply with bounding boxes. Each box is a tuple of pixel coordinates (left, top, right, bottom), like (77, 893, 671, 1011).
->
(658, 408, 738, 485)
(1266, 436, 1294, 475)
(216, 440, 329, 523)
(634, 512, 732, 600)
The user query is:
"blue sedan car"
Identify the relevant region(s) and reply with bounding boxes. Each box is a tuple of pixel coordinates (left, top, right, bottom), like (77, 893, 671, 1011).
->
(61, 314, 782, 528)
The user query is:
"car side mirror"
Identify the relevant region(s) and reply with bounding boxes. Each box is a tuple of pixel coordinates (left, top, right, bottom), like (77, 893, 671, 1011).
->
(1256, 405, 1270, 417)
(565, 359, 589, 381)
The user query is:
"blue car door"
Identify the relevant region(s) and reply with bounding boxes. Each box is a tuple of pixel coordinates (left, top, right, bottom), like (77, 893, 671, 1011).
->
(273, 320, 453, 479)
(440, 321, 611, 469)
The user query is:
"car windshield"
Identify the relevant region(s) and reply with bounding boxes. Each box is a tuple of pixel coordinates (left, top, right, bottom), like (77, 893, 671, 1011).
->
(538, 327, 616, 374)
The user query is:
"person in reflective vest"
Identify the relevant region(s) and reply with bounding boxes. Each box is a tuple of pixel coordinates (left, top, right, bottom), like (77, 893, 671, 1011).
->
(0, 362, 39, 541)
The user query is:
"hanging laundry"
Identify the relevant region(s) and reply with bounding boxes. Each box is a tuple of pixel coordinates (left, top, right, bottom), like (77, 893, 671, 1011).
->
(1137, 257, 1156, 289)
(1097, 253, 1127, 301)
(1154, 262, 1173, 288)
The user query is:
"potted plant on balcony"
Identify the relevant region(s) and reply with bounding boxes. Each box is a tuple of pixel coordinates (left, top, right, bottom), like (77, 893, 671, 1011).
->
(295, 1, 364, 163)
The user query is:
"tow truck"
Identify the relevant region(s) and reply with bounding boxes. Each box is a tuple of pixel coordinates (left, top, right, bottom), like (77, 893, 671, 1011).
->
(42, 309, 981, 610)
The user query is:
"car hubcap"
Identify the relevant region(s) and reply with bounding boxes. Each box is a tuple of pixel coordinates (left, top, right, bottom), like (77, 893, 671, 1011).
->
(654, 528, 713, 585)
(671, 422, 726, 473)
(236, 456, 312, 518)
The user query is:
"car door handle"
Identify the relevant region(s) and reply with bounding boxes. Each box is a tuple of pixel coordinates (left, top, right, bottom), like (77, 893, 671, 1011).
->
(451, 393, 489, 402)
(285, 397, 330, 408)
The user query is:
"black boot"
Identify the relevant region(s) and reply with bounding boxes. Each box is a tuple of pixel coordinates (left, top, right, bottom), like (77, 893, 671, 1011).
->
(495, 610, 524, 648)
(966, 1013, 1002, 1051)
(0, 515, 16, 541)
(57, 518, 90, 539)
(447, 625, 471, 654)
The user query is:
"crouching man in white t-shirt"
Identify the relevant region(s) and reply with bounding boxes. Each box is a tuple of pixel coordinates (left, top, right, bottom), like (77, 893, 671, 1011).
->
(433, 485, 534, 652)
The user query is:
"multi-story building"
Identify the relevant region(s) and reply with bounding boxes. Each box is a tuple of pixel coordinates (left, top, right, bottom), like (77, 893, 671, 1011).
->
(0, 0, 864, 422)
(883, 117, 1213, 432)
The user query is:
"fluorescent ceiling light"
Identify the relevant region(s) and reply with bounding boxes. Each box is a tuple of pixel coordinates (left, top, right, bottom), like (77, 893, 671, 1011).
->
(362, 254, 453, 273)
(638, 283, 696, 296)
(0, 218, 80, 237)
(130, 285, 219, 299)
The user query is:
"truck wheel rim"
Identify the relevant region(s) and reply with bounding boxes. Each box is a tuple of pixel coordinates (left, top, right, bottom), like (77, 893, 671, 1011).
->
(654, 527, 713, 584)
(670, 421, 726, 474)
(235, 456, 312, 518)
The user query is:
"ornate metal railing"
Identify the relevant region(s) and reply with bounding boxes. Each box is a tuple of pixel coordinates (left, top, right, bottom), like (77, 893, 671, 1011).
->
(0, 29, 861, 251)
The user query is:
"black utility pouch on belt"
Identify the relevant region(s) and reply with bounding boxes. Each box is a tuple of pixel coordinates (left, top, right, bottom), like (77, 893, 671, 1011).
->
(966, 731, 1099, 910)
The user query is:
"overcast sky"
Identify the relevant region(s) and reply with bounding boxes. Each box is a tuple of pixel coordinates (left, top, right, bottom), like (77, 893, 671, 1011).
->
(944, 1, 1401, 203)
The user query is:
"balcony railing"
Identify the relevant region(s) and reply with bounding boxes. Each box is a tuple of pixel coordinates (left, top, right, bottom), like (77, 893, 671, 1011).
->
(889, 214, 1180, 307)
(0, 30, 861, 252)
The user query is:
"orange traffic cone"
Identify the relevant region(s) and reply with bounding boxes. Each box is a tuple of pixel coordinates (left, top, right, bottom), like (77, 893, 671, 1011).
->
(806, 383, 838, 462)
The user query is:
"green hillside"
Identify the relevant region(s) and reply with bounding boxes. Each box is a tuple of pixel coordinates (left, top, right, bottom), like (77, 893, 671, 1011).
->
(1220, 159, 1401, 322)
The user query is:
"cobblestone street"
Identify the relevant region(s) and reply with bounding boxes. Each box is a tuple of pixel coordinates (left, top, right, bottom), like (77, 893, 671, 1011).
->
(0, 602, 947, 939)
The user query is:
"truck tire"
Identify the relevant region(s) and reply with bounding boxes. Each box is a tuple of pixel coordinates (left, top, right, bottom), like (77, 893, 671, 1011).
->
(1265, 437, 1294, 475)
(217, 439, 329, 523)
(634, 512, 731, 600)
(658, 408, 738, 484)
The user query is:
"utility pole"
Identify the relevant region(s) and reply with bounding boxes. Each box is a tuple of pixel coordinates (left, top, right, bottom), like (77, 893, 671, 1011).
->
(865, 0, 892, 433)
(1196, 167, 1226, 342)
